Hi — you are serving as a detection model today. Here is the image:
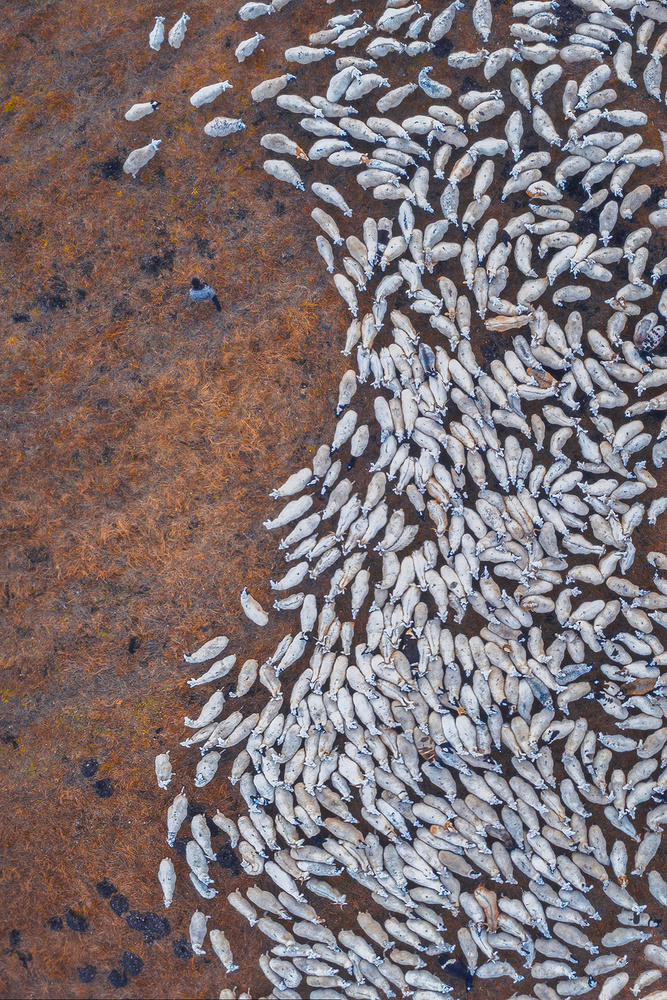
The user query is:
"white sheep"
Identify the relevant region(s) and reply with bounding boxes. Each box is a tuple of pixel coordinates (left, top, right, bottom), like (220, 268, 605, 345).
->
(124, 100, 160, 121)
(190, 80, 232, 108)
(263, 158, 305, 190)
(285, 45, 335, 64)
(158, 858, 176, 908)
(235, 32, 264, 62)
(148, 16, 165, 51)
(203, 117, 247, 138)
(240, 588, 269, 626)
(168, 13, 190, 49)
(123, 138, 162, 178)
(239, 1, 272, 19)
(251, 73, 296, 102)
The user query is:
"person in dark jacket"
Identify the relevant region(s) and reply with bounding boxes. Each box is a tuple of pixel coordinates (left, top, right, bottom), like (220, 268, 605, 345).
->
(189, 277, 221, 312)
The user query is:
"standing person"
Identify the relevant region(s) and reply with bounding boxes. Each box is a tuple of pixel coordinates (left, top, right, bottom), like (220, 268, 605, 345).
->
(189, 277, 221, 312)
